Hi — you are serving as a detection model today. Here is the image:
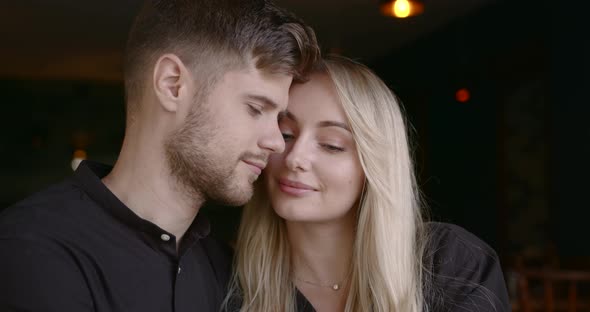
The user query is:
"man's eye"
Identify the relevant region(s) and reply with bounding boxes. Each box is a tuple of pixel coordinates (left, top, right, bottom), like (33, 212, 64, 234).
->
(248, 105, 263, 116)
(282, 133, 294, 141)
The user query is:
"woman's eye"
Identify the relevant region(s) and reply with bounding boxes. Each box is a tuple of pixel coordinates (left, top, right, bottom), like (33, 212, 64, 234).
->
(321, 144, 345, 152)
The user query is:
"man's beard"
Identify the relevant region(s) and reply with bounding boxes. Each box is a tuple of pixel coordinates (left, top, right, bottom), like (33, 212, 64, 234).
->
(164, 107, 254, 207)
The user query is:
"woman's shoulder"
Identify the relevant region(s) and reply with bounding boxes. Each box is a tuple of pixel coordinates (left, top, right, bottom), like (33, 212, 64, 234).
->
(423, 222, 511, 312)
(426, 222, 498, 260)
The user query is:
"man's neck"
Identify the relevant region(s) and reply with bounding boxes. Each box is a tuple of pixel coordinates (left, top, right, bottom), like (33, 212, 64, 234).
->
(102, 135, 204, 246)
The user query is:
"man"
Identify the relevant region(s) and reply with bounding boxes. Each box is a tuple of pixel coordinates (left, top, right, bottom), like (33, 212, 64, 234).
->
(0, 1, 319, 311)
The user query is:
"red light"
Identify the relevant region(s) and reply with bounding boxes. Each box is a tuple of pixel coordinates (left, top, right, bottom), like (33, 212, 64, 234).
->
(455, 88, 470, 103)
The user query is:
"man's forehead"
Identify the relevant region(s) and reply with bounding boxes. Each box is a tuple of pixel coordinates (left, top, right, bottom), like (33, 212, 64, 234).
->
(224, 69, 291, 109)
(224, 66, 292, 85)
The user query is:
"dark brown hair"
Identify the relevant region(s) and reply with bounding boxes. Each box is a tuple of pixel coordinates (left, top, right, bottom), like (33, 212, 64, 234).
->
(124, 0, 320, 117)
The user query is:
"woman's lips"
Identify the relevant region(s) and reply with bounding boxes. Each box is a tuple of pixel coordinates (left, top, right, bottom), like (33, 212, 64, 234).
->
(278, 178, 316, 196)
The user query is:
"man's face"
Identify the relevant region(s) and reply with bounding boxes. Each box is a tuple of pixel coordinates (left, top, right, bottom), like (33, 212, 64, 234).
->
(165, 65, 292, 206)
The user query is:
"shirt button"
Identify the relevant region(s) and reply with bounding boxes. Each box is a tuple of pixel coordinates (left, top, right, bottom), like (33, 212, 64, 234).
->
(160, 234, 171, 242)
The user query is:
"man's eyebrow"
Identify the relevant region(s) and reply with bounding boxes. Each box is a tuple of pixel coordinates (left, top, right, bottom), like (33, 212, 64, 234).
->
(245, 94, 279, 110)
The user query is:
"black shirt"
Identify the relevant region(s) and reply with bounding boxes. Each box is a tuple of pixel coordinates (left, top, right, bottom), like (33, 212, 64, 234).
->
(295, 223, 511, 312)
(0, 161, 232, 312)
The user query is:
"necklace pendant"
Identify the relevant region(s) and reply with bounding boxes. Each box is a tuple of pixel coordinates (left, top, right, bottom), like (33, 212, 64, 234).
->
(332, 284, 340, 291)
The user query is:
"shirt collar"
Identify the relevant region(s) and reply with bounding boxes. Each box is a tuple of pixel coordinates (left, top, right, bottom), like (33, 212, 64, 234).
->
(73, 160, 211, 243)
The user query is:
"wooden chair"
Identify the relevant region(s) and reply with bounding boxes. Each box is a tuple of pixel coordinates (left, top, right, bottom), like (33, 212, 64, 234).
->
(515, 268, 590, 311)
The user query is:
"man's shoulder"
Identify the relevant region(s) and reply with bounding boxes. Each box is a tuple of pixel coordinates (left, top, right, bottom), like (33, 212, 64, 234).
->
(199, 236, 234, 286)
(0, 178, 95, 239)
(200, 236, 234, 265)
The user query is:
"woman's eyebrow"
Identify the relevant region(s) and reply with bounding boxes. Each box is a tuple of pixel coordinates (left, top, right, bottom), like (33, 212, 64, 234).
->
(318, 120, 351, 132)
(280, 111, 351, 132)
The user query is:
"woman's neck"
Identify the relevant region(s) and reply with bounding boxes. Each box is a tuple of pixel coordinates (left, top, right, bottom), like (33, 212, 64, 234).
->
(287, 213, 355, 290)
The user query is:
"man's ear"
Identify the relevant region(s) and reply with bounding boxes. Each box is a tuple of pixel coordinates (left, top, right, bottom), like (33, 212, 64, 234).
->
(152, 54, 192, 113)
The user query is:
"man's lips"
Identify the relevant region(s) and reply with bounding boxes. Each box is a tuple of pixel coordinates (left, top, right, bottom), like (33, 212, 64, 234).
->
(242, 160, 265, 175)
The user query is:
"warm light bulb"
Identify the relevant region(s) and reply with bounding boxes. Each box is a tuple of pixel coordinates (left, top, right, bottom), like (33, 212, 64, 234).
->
(380, 0, 424, 18)
(393, 0, 411, 18)
(71, 149, 87, 171)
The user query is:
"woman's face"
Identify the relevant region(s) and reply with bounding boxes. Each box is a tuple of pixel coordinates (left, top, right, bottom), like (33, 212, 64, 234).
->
(265, 73, 365, 223)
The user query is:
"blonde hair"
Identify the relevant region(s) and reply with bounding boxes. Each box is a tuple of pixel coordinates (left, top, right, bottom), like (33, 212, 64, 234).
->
(225, 55, 428, 311)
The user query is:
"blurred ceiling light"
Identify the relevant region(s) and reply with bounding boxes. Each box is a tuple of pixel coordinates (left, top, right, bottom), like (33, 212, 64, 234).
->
(380, 0, 424, 18)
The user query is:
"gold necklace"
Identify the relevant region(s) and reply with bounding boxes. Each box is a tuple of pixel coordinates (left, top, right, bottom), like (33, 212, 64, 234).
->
(293, 270, 351, 291)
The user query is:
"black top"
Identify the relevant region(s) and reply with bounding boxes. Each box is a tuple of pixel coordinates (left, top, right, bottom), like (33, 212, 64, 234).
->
(295, 223, 511, 312)
(226, 223, 510, 311)
(0, 161, 232, 312)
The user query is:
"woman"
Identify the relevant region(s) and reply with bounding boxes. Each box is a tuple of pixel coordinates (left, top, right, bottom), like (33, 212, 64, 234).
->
(225, 55, 510, 311)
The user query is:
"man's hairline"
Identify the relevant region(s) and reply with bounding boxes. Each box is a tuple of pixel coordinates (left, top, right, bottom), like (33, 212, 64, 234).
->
(126, 53, 297, 117)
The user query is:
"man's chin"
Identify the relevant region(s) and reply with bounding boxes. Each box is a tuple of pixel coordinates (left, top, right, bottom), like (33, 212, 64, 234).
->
(212, 184, 254, 207)
(233, 186, 255, 206)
